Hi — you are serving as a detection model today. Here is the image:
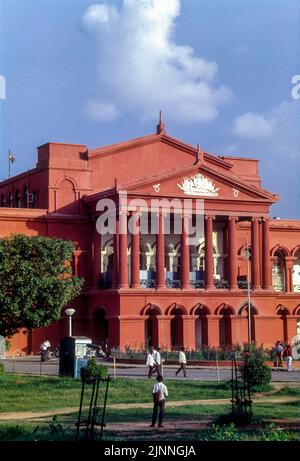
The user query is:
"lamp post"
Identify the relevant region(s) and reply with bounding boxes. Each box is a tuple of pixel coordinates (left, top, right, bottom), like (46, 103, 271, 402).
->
(246, 234, 252, 344)
(65, 308, 76, 337)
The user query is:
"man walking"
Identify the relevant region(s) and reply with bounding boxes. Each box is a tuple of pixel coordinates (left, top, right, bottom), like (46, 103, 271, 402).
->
(150, 375, 168, 428)
(275, 341, 283, 367)
(284, 344, 293, 372)
(146, 347, 155, 378)
(153, 346, 162, 376)
(175, 346, 187, 377)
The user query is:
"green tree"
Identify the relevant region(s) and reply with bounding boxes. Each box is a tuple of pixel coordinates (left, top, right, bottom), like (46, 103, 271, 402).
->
(0, 235, 84, 338)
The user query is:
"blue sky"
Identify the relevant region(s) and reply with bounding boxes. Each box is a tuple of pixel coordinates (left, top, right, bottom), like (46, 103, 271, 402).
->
(0, 0, 299, 217)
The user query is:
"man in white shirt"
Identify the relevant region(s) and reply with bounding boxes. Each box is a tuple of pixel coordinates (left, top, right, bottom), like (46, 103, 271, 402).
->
(150, 375, 168, 428)
(146, 347, 155, 378)
(175, 346, 187, 377)
(153, 346, 162, 376)
(40, 339, 51, 351)
(40, 339, 51, 361)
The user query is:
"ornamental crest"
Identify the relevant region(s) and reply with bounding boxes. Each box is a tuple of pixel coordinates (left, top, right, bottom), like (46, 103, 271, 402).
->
(177, 174, 219, 197)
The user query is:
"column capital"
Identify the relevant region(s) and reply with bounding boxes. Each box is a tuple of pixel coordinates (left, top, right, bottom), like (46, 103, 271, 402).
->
(228, 215, 238, 222)
(285, 257, 297, 270)
(262, 217, 271, 223)
(205, 214, 215, 221)
(129, 210, 142, 218)
(251, 217, 261, 223)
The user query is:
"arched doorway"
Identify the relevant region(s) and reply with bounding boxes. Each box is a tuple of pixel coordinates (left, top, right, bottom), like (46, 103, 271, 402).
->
(170, 306, 184, 350)
(276, 305, 289, 342)
(93, 309, 109, 346)
(194, 305, 209, 348)
(144, 305, 160, 348)
(219, 305, 233, 346)
(238, 304, 258, 343)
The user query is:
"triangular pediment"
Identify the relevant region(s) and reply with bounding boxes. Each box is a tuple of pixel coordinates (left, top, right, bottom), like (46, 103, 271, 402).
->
(119, 163, 277, 203)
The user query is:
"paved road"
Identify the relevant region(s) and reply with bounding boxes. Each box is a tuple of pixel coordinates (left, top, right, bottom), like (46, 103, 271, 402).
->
(1, 358, 299, 382)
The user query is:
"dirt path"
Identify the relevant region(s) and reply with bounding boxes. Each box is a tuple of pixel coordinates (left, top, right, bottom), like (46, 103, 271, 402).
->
(0, 396, 299, 422)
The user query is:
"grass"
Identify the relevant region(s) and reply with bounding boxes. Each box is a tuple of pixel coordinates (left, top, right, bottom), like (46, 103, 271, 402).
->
(275, 387, 300, 397)
(0, 373, 233, 412)
(0, 400, 299, 441)
(0, 372, 299, 441)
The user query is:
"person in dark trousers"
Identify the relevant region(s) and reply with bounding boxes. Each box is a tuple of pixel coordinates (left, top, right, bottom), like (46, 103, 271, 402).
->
(175, 346, 187, 377)
(146, 346, 155, 378)
(275, 341, 283, 367)
(153, 346, 162, 376)
(150, 375, 168, 428)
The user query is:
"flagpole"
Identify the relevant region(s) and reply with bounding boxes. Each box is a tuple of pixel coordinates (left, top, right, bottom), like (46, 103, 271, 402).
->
(8, 150, 11, 179)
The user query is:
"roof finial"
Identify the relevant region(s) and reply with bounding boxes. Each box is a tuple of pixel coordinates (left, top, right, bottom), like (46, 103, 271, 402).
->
(195, 144, 202, 164)
(156, 110, 166, 135)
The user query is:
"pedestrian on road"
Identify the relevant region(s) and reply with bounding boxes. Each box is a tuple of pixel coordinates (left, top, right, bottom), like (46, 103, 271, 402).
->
(153, 347, 162, 376)
(283, 344, 293, 372)
(150, 375, 168, 428)
(175, 346, 187, 377)
(146, 347, 155, 378)
(275, 341, 283, 367)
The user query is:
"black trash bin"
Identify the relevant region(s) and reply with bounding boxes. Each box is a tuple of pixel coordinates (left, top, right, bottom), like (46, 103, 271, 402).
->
(59, 336, 92, 378)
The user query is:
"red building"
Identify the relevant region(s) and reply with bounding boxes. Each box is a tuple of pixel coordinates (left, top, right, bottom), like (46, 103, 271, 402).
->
(1, 120, 300, 355)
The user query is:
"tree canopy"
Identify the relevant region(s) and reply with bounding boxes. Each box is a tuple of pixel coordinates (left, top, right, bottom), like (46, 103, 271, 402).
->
(0, 234, 84, 337)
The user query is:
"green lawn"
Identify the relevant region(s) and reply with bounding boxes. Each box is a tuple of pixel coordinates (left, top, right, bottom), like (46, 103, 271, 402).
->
(0, 401, 299, 441)
(0, 373, 299, 441)
(0, 373, 232, 412)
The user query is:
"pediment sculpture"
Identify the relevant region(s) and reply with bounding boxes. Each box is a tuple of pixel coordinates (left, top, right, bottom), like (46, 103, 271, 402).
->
(177, 174, 220, 197)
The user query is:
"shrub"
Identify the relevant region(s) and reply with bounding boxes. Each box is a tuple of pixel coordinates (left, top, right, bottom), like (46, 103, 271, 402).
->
(80, 358, 108, 383)
(204, 423, 242, 441)
(261, 423, 295, 441)
(49, 416, 64, 434)
(240, 356, 271, 388)
(0, 363, 4, 374)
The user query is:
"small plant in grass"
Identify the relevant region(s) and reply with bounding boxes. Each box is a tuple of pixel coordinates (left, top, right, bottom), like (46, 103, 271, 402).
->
(240, 356, 271, 388)
(203, 423, 242, 441)
(0, 363, 4, 374)
(261, 423, 295, 441)
(49, 415, 64, 434)
(80, 358, 108, 383)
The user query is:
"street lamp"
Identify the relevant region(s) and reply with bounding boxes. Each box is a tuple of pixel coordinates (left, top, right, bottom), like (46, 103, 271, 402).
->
(65, 308, 76, 337)
(245, 234, 252, 344)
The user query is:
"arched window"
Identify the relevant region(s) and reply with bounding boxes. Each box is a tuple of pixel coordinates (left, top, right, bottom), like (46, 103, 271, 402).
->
(102, 240, 114, 288)
(272, 250, 286, 291)
(292, 250, 300, 292)
(0, 195, 5, 207)
(23, 188, 28, 208)
(15, 190, 21, 208)
(8, 192, 13, 207)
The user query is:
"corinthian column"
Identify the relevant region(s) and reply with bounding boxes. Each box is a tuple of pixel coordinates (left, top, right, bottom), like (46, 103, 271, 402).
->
(228, 216, 238, 290)
(156, 211, 165, 289)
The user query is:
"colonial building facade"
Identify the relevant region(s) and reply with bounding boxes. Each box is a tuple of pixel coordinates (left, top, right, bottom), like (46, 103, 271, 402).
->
(1, 120, 300, 354)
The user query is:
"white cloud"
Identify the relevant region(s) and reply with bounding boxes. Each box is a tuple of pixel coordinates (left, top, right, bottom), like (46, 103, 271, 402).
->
(223, 101, 300, 218)
(84, 101, 120, 121)
(81, 0, 232, 123)
(233, 112, 275, 139)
